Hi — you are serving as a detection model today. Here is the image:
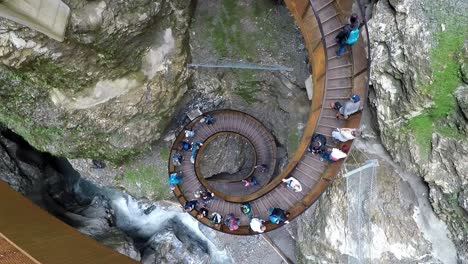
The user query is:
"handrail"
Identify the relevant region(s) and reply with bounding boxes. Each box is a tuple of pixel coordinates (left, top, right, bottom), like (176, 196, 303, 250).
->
(169, 0, 371, 235)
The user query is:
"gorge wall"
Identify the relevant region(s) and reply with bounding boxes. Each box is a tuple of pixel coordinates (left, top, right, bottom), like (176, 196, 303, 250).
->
(0, 0, 194, 163)
(296, 0, 467, 262)
(368, 0, 467, 259)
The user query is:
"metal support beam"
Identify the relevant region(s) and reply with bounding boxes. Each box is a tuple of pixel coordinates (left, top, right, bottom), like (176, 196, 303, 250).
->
(343, 159, 379, 178)
(188, 62, 293, 72)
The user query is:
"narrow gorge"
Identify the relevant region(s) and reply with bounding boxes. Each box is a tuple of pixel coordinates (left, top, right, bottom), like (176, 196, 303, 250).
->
(0, 0, 466, 263)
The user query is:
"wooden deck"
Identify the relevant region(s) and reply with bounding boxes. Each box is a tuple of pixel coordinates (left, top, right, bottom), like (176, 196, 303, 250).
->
(170, 0, 370, 235)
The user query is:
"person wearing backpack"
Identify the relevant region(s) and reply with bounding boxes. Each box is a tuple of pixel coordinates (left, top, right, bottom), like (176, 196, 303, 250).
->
(335, 13, 360, 57)
(268, 208, 290, 224)
(168, 172, 182, 191)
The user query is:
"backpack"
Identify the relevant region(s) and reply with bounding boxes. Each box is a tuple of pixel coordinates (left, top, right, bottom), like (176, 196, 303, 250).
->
(168, 173, 181, 184)
(346, 28, 359, 45)
(269, 215, 280, 224)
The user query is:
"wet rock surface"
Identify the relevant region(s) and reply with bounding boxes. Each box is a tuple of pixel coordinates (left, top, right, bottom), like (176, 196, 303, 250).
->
(199, 134, 255, 181)
(141, 230, 211, 264)
(368, 0, 468, 259)
(0, 0, 194, 162)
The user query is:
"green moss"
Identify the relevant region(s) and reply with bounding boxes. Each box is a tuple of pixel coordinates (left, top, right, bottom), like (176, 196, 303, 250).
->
(160, 147, 170, 161)
(287, 129, 300, 154)
(199, 0, 281, 60)
(118, 165, 170, 200)
(26, 59, 91, 93)
(406, 28, 466, 158)
(436, 125, 467, 140)
(232, 70, 261, 104)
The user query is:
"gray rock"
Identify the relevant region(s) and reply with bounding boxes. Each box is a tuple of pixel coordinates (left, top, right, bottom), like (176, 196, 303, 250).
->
(296, 154, 444, 263)
(199, 134, 255, 181)
(141, 231, 211, 264)
(68, 158, 123, 187)
(0, 0, 194, 163)
(460, 41, 468, 84)
(459, 188, 468, 212)
(368, 0, 468, 259)
(95, 228, 141, 262)
(455, 85, 468, 119)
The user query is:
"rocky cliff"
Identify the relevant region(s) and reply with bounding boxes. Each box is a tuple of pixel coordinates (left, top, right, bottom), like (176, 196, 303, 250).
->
(368, 0, 467, 259)
(0, 0, 193, 163)
(295, 0, 466, 262)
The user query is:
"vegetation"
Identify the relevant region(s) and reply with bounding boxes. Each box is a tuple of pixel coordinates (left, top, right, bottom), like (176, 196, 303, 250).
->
(160, 147, 170, 161)
(407, 28, 466, 158)
(118, 165, 169, 200)
(287, 129, 300, 155)
(198, 0, 281, 60)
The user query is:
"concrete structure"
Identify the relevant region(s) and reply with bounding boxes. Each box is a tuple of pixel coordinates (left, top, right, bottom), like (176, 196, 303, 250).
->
(0, 0, 70, 41)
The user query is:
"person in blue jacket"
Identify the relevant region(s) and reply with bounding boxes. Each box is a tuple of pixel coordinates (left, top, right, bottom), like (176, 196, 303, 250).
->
(335, 13, 360, 56)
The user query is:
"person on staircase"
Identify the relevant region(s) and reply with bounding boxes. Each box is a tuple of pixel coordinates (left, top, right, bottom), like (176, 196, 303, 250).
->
(240, 202, 252, 215)
(331, 94, 363, 120)
(335, 13, 360, 57)
(254, 164, 268, 173)
(250, 217, 267, 233)
(308, 133, 327, 154)
(194, 190, 214, 206)
(184, 128, 195, 138)
(321, 147, 348, 162)
(282, 177, 303, 192)
(172, 152, 183, 166)
(168, 172, 182, 192)
(179, 139, 192, 151)
(200, 114, 215, 125)
(242, 176, 259, 187)
(225, 213, 240, 231)
(268, 208, 290, 225)
(332, 128, 361, 142)
(210, 212, 223, 228)
(197, 207, 209, 219)
(184, 200, 198, 212)
(190, 141, 203, 164)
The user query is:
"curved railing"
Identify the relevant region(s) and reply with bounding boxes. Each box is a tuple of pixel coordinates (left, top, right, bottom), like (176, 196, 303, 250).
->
(170, 0, 370, 235)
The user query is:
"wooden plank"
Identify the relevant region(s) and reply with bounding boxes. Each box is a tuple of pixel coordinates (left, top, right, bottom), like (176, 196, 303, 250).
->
(0, 182, 136, 264)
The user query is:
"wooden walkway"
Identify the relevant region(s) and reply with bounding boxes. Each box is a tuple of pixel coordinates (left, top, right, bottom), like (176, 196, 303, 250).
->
(170, 0, 370, 235)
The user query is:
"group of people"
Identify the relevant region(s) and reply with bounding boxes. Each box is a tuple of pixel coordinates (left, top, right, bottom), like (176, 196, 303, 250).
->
(169, 114, 215, 191)
(184, 189, 215, 220)
(170, 36, 366, 230)
(306, 93, 363, 162)
(173, 114, 215, 166)
(184, 195, 290, 233)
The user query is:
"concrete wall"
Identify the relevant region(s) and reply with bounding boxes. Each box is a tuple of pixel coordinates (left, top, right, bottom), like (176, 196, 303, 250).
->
(0, 0, 70, 41)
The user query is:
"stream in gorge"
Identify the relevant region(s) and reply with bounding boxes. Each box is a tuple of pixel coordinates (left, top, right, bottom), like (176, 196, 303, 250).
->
(48, 156, 233, 263)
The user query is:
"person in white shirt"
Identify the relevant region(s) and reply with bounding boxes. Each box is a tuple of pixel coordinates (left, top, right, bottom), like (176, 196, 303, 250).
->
(331, 128, 361, 142)
(250, 217, 266, 233)
(282, 177, 303, 192)
(184, 129, 195, 138)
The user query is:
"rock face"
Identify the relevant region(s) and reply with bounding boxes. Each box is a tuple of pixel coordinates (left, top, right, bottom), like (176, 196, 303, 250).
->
(199, 134, 255, 181)
(0, 0, 194, 162)
(0, 127, 141, 261)
(368, 0, 468, 259)
(141, 231, 211, 264)
(296, 141, 458, 263)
